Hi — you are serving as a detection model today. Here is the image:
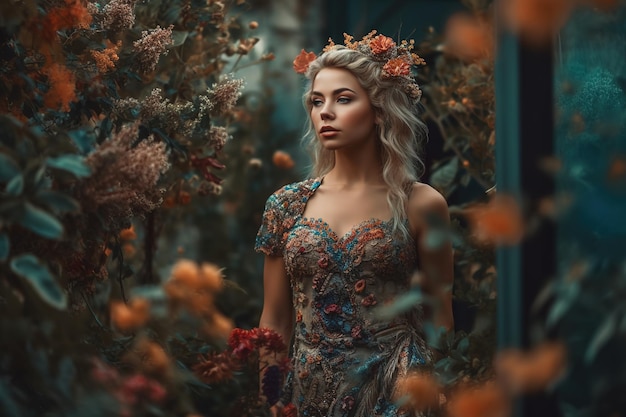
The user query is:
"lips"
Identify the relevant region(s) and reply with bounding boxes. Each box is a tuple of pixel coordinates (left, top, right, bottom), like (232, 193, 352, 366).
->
(320, 126, 339, 133)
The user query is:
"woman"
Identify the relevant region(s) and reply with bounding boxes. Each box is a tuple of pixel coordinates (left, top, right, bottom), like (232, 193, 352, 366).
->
(256, 31, 454, 417)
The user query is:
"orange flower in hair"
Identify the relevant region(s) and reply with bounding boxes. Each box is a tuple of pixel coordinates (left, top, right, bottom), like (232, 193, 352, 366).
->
(382, 57, 411, 77)
(293, 49, 317, 74)
(369, 35, 396, 54)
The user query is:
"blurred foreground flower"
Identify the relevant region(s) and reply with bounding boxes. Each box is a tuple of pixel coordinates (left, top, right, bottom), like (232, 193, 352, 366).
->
(110, 297, 150, 332)
(191, 327, 291, 407)
(272, 150, 295, 170)
(446, 381, 510, 417)
(394, 371, 441, 413)
(500, 0, 574, 46)
(465, 194, 524, 245)
(495, 341, 567, 394)
(444, 12, 494, 61)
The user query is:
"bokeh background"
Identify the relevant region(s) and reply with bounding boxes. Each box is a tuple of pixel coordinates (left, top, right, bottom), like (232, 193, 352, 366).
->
(0, 0, 625, 416)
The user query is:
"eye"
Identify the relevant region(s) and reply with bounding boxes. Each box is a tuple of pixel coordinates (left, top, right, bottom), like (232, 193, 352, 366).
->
(337, 97, 351, 104)
(311, 98, 323, 107)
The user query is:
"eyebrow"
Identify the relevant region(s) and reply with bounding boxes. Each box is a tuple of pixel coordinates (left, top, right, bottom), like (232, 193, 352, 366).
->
(311, 87, 357, 97)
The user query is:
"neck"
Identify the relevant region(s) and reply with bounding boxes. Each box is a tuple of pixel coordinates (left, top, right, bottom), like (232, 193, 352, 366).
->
(324, 146, 385, 187)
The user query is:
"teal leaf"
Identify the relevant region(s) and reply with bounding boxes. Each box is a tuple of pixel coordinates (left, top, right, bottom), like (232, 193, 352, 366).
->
(374, 290, 423, 320)
(0, 153, 20, 182)
(0, 233, 9, 262)
(19, 202, 64, 239)
(585, 313, 618, 364)
(36, 190, 80, 214)
(68, 129, 96, 154)
(171, 30, 189, 47)
(46, 154, 91, 178)
(430, 157, 458, 192)
(457, 336, 470, 354)
(10, 253, 67, 309)
(0, 378, 22, 417)
(4, 174, 23, 196)
(546, 283, 580, 328)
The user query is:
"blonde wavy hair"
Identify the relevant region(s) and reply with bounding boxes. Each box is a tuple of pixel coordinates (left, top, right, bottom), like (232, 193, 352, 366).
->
(302, 46, 428, 236)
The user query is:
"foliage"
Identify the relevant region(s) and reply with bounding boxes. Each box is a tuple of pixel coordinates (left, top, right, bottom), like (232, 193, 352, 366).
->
(0, 0, 277, 415)
(414, 0, 498, 388)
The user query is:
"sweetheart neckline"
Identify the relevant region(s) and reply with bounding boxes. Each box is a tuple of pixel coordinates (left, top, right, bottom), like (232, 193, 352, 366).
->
(299, 216, 393, 243)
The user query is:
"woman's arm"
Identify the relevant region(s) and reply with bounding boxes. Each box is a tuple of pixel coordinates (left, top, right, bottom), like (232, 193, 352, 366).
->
(259, 255, 294, 411)
(409, 184, 455, 331)
(259, 254, 294, 341)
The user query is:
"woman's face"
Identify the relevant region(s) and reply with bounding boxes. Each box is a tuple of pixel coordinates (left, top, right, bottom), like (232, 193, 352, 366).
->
(309, 67, 378, 151)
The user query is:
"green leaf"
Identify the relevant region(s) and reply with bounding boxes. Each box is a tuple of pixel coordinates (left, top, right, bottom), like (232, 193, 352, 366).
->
(10, 253, 67, 309)
(4, 174, 23, 196)
(171, 30, 189, 47)
(46, 154, 91, 178)
(36, 190, 80, 214)
(457, 336, 470, 354)
(68, 129, 96, 154)
(0, 378, 22, 417)
(374, 290, 423, 320)
(430, 157, 459, 192)
(0, 233, 9, 262)
(19, 202, 64, 239)
(585, 313, 618, 364)
(0, 153, 20, 182)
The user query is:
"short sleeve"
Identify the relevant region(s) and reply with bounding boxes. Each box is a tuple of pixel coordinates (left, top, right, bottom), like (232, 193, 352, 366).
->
(255, 192, 285, 256)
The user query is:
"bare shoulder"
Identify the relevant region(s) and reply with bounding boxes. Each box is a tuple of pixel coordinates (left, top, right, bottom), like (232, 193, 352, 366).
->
(408, 182, 449, 217)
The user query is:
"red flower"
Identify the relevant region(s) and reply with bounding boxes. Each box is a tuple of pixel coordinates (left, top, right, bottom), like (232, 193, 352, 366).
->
(354, 279, 366, 293)
(369, 35, 396, 54)
(324, 304, 341, 314)
(282, 403, 297, 417)
(382, 57, 411, 77)
(361, 294, 377, 307)
(293, 49, 317, 74)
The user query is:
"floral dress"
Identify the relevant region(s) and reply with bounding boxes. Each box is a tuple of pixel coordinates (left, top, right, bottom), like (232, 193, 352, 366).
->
(255, 178, 432, 417)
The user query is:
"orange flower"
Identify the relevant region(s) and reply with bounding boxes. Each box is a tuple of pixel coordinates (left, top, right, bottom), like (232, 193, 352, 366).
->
(382, 57, 411, 77)
(203, 312, 234, 340)
(501, 0, 573, 46)
(272, 150, 295, 170)
(495, 341, 567, 394)
(369, 35, 396, 54)
(122, 243, 136, 258)
(110, 297, 151, 332)
(170, 259, 201, 289)
(445, 12, 494, 61)
(394, 372, 441, 412)
(608, 156, 626, 181)
(200, 262, 224, 292)
(43, 63, 77, 112)
(130, 338, 171, 375)
(40, 0, 92, 39)
(293, 49, 317, 74)
(119, 225, 136, 241)
(446, 382, 510, 417)
(465, 194, 524, 245)
(91, 41, 120, 73)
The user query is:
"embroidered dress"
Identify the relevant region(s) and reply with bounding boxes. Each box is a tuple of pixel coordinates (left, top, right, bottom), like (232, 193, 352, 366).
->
(256, 178, 432, 417)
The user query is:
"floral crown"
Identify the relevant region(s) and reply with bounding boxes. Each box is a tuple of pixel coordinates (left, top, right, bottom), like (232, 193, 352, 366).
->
(293, 30, 425, 103)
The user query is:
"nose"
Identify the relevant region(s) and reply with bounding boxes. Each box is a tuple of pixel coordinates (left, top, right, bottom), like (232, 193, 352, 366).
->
(320, 103, 334, 120)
